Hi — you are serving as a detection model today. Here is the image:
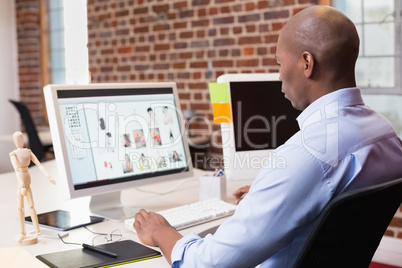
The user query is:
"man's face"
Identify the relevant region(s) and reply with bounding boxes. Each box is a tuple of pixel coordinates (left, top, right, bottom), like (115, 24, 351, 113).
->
(276, 34, 310, 111)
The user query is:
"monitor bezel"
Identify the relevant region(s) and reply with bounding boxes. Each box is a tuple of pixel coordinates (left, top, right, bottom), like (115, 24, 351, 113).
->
(217, 73, 297, 181)
(44, 82, 194, 201)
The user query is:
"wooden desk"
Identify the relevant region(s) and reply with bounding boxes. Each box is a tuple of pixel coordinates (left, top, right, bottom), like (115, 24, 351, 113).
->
(0, 160, 251, 267)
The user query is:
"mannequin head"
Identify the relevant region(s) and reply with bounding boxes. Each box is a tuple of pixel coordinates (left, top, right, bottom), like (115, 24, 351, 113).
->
(13, 131, 24, 149)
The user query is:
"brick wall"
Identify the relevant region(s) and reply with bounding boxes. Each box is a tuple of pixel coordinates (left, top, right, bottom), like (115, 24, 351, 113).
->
(15, 0, 44, 126)
(86, 0, 316, 129)
(14, 0, 402, 241)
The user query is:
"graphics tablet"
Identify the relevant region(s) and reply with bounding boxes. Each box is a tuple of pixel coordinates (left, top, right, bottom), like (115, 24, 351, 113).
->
(25, 210, 104, 231)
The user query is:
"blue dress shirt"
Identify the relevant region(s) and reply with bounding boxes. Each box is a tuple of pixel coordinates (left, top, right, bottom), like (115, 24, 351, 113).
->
(171, 87, 402, 268)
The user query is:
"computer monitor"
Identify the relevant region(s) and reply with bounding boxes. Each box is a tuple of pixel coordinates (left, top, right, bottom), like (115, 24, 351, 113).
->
(44, 82, 193, 220)
(217, 73, 300, 180)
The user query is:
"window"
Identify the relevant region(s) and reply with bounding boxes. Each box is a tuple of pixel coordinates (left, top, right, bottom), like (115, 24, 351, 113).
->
(47, 0, 89, 84)
(333, 0, 402, 93)
(48, 0, 65, 84)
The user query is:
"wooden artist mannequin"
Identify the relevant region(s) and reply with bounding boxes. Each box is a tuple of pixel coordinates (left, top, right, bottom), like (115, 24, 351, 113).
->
(9, 131, 56, 245)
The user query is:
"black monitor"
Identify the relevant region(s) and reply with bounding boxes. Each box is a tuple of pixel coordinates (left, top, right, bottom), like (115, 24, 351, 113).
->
(217, 73, 300, 180)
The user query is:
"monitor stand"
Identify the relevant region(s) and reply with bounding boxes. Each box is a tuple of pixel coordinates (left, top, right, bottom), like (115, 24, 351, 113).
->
(89, 191, 137, 221)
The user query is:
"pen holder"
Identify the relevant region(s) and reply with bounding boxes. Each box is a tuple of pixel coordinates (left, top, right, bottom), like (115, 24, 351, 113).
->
(199, 174, 227, 201)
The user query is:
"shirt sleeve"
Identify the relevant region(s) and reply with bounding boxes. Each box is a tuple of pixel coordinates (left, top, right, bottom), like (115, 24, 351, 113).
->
(170, 143, 332, 268)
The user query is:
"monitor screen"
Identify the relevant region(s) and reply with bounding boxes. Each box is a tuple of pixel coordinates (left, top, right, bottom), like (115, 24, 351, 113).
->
(217, 73, 300, 180)
(230, 81, 300, 152)
(44, 82, 193, 220)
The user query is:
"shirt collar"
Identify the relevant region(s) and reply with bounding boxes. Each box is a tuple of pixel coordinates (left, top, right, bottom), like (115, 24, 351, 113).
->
(296, 87, 365, 128)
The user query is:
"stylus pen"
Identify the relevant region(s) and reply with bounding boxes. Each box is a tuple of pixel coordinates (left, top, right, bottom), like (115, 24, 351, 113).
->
(82, 243, 118, 258)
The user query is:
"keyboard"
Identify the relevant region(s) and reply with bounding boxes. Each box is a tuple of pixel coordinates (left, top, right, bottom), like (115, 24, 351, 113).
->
(124, 198, 237, 232)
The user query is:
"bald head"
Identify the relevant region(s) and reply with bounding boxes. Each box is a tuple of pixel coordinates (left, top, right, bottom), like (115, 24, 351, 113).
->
(276, 6, 360, 110)
(281, 5, 359, 78)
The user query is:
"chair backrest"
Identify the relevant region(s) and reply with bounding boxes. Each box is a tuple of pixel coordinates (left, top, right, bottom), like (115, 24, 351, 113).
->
(9, 100, 46, 164)
(293, 178, 402, 268)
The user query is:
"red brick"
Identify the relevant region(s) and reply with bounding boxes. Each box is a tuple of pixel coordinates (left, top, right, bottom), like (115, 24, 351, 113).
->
(135, 46, 150, 52)
(191, 103, 210, 110)
(213, 60, 233, 67)
(198, 8, 207, 17)
(243, 47, 254, 56)
(264, 10, 290, 20)
(154, 43, 170, 51)
(178, 72, 191, 79)
(264, 34, 279, 43)
(237, 59, 259, 67)
(153, 63, 170, 70)
(115, 10, 129, 17)
(101, 48, 114, 54)
(152, 4, 169, 13)
(219, 49, 229, 57)
(173, 62, 186, 69)
(192, 0, 210, 6)
(263, 57, 277, 66)
(215, 0, 235, 3)
(390, 217, 402, 227)
(257, 47, 268, 55)
(190, 61, 208, 68)
(154, 24, 170, 31)
(220, 27, 229, 35)
(135, 64, 150, 71)
(191, 40, 209, 48)
(118, 47, 133, 54)
(233, 26, 242, 34)
(189, 83, 208, 90)
(272, 22, 285, 31)
(193, 72, 202, 80)
(179, 93, 191, 100)
(239, 36, 262, 45)
(116, 29, 129, 35)
(197, 30, 205, 38)
(194, 93, 203, 100)
(214, 38, 235, 47)
(192, 19, 209, 28)
(213, 16, 234, 25)
(174, 1, 187, 9)
(246, 25, 256, 33)
(180, 10, 194, 19)
(258, 1, 269, 9)
(384, 229, 395, 237)
(134, 26, 149, 33)
(221, 6, 231, 13)
(179, 52, 193, 59)
(209, 7, 218, 15)
(174, 22, 187, 29)
(174, 42, 188, 49)
(180, 31, 194, 39)
(117, 65, 131, 72)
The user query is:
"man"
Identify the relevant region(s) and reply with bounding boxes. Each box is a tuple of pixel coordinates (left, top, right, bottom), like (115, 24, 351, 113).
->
(133, 5, 402, 267)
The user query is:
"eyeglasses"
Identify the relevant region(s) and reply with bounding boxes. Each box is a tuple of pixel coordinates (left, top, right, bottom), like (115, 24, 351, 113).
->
(58, 226, 122, 246)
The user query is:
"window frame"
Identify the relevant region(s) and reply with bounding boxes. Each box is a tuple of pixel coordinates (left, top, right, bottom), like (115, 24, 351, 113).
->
(332, 0, 402, 94)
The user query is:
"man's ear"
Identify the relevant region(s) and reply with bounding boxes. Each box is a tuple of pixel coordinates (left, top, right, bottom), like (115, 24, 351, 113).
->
(302, 51, 314, 78)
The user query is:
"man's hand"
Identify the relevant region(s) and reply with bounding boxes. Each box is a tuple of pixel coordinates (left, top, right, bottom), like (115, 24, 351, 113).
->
(134, 209, 183, 264)
(232, 186, 250, 204)
(134, 209, 172, 246)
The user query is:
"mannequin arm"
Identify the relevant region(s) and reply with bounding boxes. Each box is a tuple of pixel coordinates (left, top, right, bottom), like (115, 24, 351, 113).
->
(30, 151, 56, 184)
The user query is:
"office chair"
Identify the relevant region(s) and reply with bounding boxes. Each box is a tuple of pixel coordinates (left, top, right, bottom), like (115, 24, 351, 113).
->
(9, 100, 53, 166)
(293, 178, 402, 268)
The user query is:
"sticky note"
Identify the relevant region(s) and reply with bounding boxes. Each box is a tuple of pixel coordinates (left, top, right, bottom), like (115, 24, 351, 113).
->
(212, 102, 232, 123)
(209, 83, 230, 103)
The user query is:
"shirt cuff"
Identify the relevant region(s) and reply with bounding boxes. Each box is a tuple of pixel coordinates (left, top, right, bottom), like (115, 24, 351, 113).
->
(171, 233, 201, 268)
